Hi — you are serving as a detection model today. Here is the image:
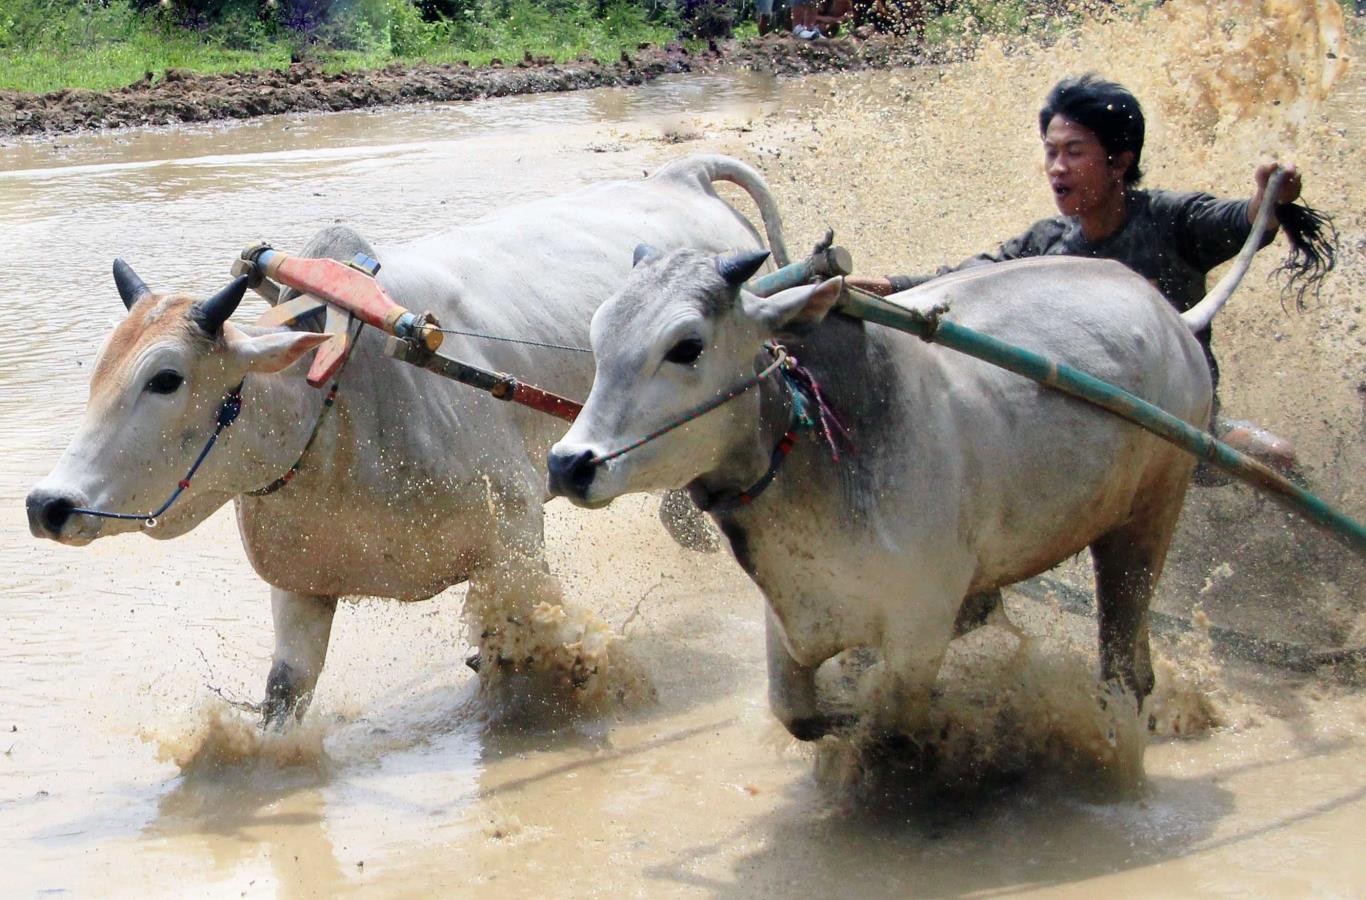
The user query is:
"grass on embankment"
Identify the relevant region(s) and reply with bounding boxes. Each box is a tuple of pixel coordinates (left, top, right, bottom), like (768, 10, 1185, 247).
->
(7, 0, 1282, 96)
(0, 0, 680, 94)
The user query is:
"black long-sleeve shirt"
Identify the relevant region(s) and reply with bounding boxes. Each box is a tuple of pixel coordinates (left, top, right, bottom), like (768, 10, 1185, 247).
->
(888, 188, 1275, 390)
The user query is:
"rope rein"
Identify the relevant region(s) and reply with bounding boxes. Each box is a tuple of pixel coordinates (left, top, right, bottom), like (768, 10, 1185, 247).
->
(590, 342, 851, 511)
(430, 326, 591, 354)
(249, 319, 361, 497)
(70, 381, 245, 528)
(703, 352, 853, 511)
(71, 321, 360, 526)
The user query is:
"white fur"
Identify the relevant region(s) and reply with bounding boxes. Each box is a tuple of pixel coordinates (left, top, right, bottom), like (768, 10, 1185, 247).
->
(553, 252, 1210, 739)
(29, 155, 788, 721)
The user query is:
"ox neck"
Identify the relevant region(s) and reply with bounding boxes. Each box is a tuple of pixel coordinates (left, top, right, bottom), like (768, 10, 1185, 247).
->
(234, 370, 334, 497)
(687, 353, 800, 514)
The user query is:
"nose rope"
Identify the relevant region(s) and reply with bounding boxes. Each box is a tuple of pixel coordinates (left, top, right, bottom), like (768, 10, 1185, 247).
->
(589, 344, 788, 467)
(248, 319, 362, 497)
(66, 320, 361, 528)
(700, 353, 852, 513)
(68, 381, 245, 528)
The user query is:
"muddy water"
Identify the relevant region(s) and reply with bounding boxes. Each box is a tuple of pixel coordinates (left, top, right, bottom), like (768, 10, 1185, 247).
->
(2, 3, 1364, 896)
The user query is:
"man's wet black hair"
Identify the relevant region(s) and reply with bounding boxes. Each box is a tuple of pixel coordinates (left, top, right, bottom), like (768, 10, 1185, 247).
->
(1039, 74, 1145, 185)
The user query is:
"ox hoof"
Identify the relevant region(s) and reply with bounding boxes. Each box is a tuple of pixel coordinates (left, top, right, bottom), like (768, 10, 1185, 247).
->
(784, 712, 857, 741)
(261, 661, 309, 730)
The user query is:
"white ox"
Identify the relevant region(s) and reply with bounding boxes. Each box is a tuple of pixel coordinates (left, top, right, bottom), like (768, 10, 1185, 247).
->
(26, 155, 789, 725)
(548, 249, 1210, 742)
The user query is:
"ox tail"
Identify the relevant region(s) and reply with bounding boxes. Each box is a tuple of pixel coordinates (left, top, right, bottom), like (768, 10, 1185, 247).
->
(1181, 196, 1338, 334)
(659, 154, 792, 268)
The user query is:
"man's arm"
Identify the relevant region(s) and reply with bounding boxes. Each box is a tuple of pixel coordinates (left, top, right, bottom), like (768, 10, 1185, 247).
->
(1168, 191, 1275, 273)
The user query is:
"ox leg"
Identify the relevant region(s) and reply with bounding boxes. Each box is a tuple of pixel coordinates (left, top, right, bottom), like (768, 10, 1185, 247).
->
(1091, 536, 1158, 703)
(263, 588, 338, 727)
(953, 589, 1002, 637)
(862, 598, 959, 742)
(1090, 495, 1184, 704)
(464, 486, 616, 697)
(765, 607, 851, 741)
(465, 491, 562, 666)
(467, 550, 565, 670)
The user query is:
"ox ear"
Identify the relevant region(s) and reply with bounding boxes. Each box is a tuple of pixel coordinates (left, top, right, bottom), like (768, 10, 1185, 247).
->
(742, 277, 843, 335)
(633, 243, 662, 267)
(222, 322, 331, 374)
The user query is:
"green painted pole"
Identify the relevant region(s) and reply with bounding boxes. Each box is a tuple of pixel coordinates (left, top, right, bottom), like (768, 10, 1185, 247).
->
(843, 286, 1366, 556)
(751, 244, 853, 294)
(748, 259, 1365, 556)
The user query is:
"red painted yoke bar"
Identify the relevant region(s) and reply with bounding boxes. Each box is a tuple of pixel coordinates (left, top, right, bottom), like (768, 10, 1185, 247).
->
(243, 244, 583, 421)
(385, 336, 582, 422)
(505, 382, 583, 422)
(251, 248, 440, 347)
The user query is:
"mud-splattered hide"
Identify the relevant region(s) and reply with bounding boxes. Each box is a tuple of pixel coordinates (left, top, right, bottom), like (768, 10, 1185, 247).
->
(551, 250, 1212, 742)
(26, 154, 792, 726)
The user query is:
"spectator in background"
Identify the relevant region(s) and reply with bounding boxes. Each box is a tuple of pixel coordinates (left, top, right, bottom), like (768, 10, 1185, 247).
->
(755, 0, 775, 35)
(792, 0, 853, 38)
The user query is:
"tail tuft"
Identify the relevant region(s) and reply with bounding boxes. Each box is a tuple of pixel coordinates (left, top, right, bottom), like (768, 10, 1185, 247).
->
(1271, 202, 1337, 311)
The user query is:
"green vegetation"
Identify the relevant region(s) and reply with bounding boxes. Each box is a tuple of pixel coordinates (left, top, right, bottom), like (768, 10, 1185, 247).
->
(0, 0, 681, 92)
(0, 0, 1131, 95)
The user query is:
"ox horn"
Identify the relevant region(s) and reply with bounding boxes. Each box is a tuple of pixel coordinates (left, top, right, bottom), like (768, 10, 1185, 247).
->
(716, 249, 770, 286)
(633, 243, 662, 267)
(191, 275, 249, 335)
(112, 258, 151, 310)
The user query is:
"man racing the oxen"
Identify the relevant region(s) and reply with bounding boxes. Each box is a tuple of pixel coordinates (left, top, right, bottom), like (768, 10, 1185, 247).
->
(847, 74, 1335, 483)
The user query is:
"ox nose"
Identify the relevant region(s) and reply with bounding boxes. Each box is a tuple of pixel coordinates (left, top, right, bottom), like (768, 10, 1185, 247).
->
(547, 448, 598, 499)
(26, 488, 77, 539)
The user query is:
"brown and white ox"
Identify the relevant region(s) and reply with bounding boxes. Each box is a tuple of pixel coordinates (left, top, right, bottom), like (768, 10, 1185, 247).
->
(26, 155, 789, 726)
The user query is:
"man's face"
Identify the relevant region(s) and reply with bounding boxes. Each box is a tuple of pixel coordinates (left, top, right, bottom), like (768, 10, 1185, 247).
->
(1042, 114, 1124, 218)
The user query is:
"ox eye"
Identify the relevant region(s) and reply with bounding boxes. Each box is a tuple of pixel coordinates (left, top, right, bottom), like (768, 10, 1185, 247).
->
(145, 370, 185, 394)
(664, 338, 704, 365)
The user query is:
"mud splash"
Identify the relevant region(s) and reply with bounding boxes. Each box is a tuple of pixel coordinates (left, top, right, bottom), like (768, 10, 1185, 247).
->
(148, 703, 331, 775)
(813, 640, 1148, 804)
(806, 593, 1232, 804)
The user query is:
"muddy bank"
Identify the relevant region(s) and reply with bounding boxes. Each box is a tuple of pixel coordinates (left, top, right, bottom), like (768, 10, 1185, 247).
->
(0, 33, 928, 138)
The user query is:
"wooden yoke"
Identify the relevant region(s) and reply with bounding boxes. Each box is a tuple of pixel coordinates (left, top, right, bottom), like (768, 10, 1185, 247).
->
(241, 246, 443, 387)
(384, 336, 582, 423)
(239, 242, 583, 421)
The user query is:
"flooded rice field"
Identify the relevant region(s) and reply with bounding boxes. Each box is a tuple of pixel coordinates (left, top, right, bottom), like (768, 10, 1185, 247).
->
(2, 1, 1363, 895)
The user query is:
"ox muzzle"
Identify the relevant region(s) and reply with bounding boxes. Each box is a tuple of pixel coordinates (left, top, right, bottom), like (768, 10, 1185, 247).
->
(26, 487, 86, 540)
(547, 447, 598, 502)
